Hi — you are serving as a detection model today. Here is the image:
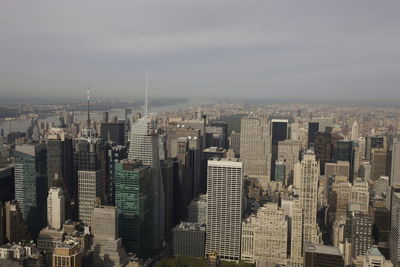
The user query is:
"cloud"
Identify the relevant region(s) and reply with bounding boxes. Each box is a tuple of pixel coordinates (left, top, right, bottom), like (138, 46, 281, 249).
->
(0, 0, 399, 101)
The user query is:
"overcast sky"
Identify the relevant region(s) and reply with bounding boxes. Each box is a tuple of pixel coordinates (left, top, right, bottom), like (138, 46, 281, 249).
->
(1, 0, 399, 102)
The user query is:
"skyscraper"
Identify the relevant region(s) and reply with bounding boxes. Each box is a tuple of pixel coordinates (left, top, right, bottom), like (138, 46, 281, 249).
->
(14, 144, 47, 238)
(115, 159, 152, 259)
(390, 192, 400, 266)
(277, 140, 301, 186)
(91, 205, 129, 267)
(100, 121, 125, 146)
(391, 136, 400, 188)
(308, 122, 319, 148)
(240, 115, 270, 187)
(128, 115, 165, 248)
(206, 158, 243, 261)
(371, 148, 388, 181)
(271, 119, 288, 180)
(47, 187, 65, 230)
(314, 132, 333, 175)
(296, 151, 320, 245)
(351, 121, 359, 141)
(336, 140, 354, 181)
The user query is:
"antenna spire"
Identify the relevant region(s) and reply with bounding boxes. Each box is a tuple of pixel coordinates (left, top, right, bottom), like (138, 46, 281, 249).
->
(145, 70, 148, 116)
(87, 88, 91, 128)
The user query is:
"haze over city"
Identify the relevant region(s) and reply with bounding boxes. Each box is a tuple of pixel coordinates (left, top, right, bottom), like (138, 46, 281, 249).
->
(1, 0, 400, 102)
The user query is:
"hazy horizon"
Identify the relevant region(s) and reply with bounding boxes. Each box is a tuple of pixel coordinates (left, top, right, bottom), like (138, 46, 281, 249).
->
(1, 0, 399, 101)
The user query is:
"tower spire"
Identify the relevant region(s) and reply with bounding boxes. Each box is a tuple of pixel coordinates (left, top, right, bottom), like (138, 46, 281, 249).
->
(145, 70, 148, 116)
(87, 88, 91, 128)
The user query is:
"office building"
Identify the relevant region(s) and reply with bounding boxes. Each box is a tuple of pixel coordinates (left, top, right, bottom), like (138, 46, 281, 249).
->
(308, 122, 319, 148)
(304, 243, 344, 267)
(229, 131, 240, 158)
(53, 242, 83, 267)
(14, 144, 47, 238)
(211, 121, 228, 149)
(271, 119, 288, 180)
(187, 194, 207, 224)
(161, 158, 174, 239)
(351, 178, 369, 212)
(347, 210, 372, 257)
(105, 144, 127, 205)
(91, 206, 129, 267)
(362, 245, 393, 267)
(200, 147, 226, 193)
(241, 203, 288, 265)
(371, 148, 388, 181)
(115, 159, 152, 259)
(314, 132, 333, 175)
(4, 200, 31, 243)
(390, 192, 400, 266)
(277, 140, 301, 186)
(128, 115, 165, 248)
(240, 115, 270, 187)
(206, 158, 243, 261)
(391, 136, 400, 188)
(351, 121, 359, 141)
(100, 121, 125, 146)
(47, 187, 65, 230)
(274, 160, 285, 183)
(325, 161, 350, 180)
(296, 151, 320, 245)
(172, 222, 206, 257)
(0, 165, 14, 203)
(336, 140, 354, 181)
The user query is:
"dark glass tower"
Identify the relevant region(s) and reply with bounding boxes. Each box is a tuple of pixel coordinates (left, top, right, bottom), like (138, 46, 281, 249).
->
(308, 122, 319, 148)
(336, 140, 354, 181)
(314, 132, 333, 175)
(115, 159, 152, 259)
(14, 144, 47, 239)
(271, 120, 288, 180)
(100, 122, 125, 146)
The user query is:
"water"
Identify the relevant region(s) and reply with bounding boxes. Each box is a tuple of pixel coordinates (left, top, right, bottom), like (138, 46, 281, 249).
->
(0, 98, 213, 136)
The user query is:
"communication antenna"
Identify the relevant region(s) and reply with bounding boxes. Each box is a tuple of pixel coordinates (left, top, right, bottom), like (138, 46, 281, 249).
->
(87, 88, 91, 128)
(145, 70, 148, 116)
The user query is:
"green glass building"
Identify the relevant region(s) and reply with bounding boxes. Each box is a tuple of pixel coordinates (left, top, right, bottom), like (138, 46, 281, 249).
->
(115, 159, 152, 259)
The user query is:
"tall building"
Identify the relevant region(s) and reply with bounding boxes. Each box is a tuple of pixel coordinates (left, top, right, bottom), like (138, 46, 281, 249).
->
(210, 122, 228, 149)
(229, 131, 240, 158)
(187, 194, 207, 224)
(371, 148, 388, 181)
(391, 136, 400, 188)
(105, 144, 127, 205)
(351, 121, 359, 141)
(277, 140, 301, 186)
(115, 159, 152, 259)
(47, 117, 73, 192)
(308, 122, 319, 148)
(14, 144, 47, 238)
(296, 151, 320, 245)
(91, 206, 129, 267)
(271, 119, 288, 180)
(240, 116, 270, 187)
(314, 132, 333, 175)
(206, 158, 243, 261)
(336, 140, 354, 181)
(390, 192, 400, 266)
(53, 242, 83, 267)
(4, 200, 31, 243)
(0, 165, 14, 203)
(47, 187, 65, 230)
(74, 127, 105, 225)
(241, 203, 288, 265)
(172, 222, 206, 258)
(347, 210, 372, 258)
(325, 161, 350, 179)
(128, 115, 165, 248)
(100, 121, 125, 146)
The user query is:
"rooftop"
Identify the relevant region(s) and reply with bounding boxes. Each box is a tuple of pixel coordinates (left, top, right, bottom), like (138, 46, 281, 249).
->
(305, 243, 342, 256)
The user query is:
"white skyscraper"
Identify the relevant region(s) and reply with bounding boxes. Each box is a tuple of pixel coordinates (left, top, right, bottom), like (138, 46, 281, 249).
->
(206, 158, 243, 261)
(298, 151, 320, 245)
(47, 187, 65, 230)
(128, 115, 165, 248)
(351, 121, 359, 141)
(240, 115, 271, 187)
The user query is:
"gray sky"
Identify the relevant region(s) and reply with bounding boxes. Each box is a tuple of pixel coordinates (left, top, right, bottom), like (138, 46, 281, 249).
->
(1, 0, 399, 102)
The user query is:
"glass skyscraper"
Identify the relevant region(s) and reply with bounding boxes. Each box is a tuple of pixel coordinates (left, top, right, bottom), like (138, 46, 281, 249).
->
(115, 159, 152, 259)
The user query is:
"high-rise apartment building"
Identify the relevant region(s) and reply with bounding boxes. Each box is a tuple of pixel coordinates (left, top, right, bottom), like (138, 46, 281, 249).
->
(47, 187, 65, 230)
(128, 116, 165, 248)
(240, 116, 270, 187)
(14, 144, 47, 238)
(206, 158, 243, 261)
(115, 159, 152, 259)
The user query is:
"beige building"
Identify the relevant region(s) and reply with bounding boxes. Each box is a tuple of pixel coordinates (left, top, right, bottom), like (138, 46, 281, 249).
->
(240, 115, 271, 187)
(241, 203, 288, 265)
(53, 242, 82, 267)
(277, 140, 301, 186)
(47, 187, 65, 230)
